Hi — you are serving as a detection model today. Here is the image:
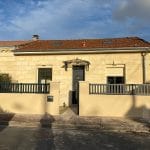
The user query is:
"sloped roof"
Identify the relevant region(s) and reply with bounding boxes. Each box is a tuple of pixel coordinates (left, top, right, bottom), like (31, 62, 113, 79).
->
(0, 41, 31, 47)
(15, 37, 150, 52)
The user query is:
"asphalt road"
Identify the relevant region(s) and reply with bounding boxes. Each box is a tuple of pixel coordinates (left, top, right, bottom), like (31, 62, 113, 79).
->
(0, 125, 149, 150)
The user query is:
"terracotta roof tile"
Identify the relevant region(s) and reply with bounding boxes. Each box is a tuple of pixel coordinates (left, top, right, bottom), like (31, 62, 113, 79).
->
(0, 41, 31, 47)
(15, 37, 150, 52)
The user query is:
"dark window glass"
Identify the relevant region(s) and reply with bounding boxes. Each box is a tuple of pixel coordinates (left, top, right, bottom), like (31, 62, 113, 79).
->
(107, 76, 124, 84)
(107, 76, 125, 94)
(38, 68, 52, 83)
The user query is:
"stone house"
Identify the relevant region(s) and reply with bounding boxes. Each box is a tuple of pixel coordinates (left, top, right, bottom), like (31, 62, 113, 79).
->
(0, 35, 150, 118)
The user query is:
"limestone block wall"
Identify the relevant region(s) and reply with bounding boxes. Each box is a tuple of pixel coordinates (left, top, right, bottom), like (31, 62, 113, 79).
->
(0, 47, 18, 82)
(79, 81, 150, 118)
(0, 50, 149, 106)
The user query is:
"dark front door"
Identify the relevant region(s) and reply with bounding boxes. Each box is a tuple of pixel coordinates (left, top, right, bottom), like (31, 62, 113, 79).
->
(72, 66, 85, 104)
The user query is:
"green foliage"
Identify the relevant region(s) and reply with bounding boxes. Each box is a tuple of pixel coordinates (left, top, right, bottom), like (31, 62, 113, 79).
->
(0, 74, 11, 83)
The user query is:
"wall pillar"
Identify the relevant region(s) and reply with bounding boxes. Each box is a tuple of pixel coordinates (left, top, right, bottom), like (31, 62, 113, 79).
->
(79, 81, 89, 116)
(46, 82, 60, 115)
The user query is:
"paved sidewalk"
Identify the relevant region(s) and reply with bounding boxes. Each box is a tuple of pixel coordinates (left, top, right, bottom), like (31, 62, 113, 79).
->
(0, 111, 149, 133)
(0, 109, 150, 150)
(0, 125, 150, 150)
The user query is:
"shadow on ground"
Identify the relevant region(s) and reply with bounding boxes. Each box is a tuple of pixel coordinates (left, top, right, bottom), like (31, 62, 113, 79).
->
(35, 113, 55, 150)
(0, 106, 14, 131)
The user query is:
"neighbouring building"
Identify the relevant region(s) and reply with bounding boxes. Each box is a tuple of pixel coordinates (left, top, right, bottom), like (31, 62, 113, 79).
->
(0, 36, 150, 118)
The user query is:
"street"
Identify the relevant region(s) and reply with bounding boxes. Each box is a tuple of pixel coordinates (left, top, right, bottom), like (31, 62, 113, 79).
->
(0, 125, 149, 150)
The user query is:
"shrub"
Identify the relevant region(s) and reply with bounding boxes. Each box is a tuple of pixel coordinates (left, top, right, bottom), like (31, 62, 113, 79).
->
(0, 74, 12, 83)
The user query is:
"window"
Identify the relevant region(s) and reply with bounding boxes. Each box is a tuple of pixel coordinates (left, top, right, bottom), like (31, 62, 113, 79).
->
(107, 76, 125, 94)
(52, 41, 63, 47)
(38, 68, 52, 83)
(103, 39, 113, 45)
(107, 76, 124, 84)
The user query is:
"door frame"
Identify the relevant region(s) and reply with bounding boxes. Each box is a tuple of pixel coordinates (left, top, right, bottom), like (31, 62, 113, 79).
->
(72, 65, 85, 105)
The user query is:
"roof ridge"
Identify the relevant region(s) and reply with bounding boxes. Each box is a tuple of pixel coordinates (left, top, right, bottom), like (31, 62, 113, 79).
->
(0, 36, 146, 42)
(31, 36, 142, 41)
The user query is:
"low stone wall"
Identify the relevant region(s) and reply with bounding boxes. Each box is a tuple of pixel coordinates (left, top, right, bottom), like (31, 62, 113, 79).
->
(79, 81, 150, 118)
(0, 82, 60, 116)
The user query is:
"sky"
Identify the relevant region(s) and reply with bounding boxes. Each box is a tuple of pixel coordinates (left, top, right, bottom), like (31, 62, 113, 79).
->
(0, 0, 150, 41)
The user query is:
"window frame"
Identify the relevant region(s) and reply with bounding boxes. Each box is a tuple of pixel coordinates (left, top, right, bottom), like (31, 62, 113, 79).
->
(38, 68, 52, 83)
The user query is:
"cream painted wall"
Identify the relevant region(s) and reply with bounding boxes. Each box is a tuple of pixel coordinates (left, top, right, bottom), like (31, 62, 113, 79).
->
(0, 48, 150, 106)
(0, 81, 60, 115)
(79, 81, 150, 118)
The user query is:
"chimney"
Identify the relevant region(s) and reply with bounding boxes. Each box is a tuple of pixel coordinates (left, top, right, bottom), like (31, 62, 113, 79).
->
(32, 35, 39, 41)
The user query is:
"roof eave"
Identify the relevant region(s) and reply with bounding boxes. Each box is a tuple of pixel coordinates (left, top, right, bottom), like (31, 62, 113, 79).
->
(14, 47, 150, 55)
